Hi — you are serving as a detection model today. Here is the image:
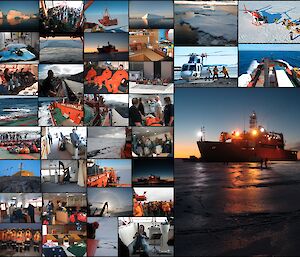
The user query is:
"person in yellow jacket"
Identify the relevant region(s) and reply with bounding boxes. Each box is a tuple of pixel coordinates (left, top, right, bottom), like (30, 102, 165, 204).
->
(221, 66, 230, 79)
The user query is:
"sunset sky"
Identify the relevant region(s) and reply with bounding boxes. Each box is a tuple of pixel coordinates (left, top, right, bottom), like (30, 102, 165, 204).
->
(84, 33, 128, 53)
(175, 89, 300, 158)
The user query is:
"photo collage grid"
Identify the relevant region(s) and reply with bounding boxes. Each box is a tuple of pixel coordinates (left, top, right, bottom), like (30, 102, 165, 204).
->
(0, 0, 300, 257)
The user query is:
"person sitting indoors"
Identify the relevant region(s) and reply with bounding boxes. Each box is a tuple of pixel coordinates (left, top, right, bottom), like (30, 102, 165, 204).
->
(133, 225, 150, 255)
(106, 64, 128, 93)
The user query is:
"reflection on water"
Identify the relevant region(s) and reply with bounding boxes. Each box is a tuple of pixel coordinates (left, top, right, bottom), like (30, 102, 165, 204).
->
(7, 18, 23, 26)
(175, 23, 198, 45)
(175, 159, 300, 256)
(0, 18, 38, 31)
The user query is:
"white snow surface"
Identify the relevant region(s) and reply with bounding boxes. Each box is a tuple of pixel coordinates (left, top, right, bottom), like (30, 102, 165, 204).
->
(176, 4, 237, 43)
(239, 1, 300, 43)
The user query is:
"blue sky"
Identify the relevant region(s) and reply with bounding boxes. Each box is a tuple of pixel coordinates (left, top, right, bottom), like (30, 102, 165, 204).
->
(175, 88, 300, 158)
(130, 1, 173, 18)
(239, 44, 300, 51)
(0, 160, 40, 176)
(0, 1, 38, 14)
(175, 47, 238, 67)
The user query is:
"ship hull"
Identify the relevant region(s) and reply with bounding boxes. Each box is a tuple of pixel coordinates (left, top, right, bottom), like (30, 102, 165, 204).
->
(99, 19, 118, 26)
(197, 141, 298, 162)
(97, 48, 118, 54)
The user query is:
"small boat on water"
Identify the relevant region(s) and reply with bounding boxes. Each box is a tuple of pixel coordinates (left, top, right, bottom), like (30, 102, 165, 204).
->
(99, 8, 118, 27)
(239, 58, 300, 87)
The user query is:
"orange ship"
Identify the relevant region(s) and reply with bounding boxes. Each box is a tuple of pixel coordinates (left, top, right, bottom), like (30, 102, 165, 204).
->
(99, 8, 118, 27)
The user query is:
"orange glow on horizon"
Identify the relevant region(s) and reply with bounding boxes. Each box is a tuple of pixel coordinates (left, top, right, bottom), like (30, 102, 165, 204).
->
(84, 47, 128, 53)
(175, 142, 200, 159)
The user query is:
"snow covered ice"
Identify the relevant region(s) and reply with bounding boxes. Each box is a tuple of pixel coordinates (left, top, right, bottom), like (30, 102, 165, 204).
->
(239, 1, 300, 43)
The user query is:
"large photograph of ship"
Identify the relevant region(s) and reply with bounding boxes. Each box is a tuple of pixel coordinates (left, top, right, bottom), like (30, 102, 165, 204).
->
(174, 88, 300, 256)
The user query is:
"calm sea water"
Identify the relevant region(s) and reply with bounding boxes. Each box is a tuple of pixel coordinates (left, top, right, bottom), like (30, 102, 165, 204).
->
(239, 51, 300, 75)
(0, 18, 39, 31)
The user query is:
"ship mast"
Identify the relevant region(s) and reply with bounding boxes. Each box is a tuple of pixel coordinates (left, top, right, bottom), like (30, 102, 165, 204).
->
(104, 8, 109, 18)
(249, 111, 257, 129)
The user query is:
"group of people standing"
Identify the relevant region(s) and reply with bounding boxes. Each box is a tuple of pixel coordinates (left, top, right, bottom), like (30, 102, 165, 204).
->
(205, 66, 230, 81)
(129, 96, 174, 127)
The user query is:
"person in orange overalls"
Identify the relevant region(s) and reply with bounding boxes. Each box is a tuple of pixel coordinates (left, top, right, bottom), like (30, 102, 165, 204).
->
(105, 64, 128, 93)
(24, 229, 32, 251)
(33, 231, 41, 252)
(15, 230, 25, 252)
(94, 68, 112, 89)
(11, 229, 17, 250)
(85, 67, 97, 83)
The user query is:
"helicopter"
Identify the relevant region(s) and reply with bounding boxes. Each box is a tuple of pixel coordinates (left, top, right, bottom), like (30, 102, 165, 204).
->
(178, 52, 231, 81)
(243, 5, 269, 26)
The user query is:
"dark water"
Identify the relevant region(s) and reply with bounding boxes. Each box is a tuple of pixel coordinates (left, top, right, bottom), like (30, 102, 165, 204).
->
(84, 52, 129, 62)
(0, 18, 39, 31)
(0, 98, 37, 119)
(175, 159, 300, 256)
(239, 50, 300, 75)
(130, 18, 173, 29)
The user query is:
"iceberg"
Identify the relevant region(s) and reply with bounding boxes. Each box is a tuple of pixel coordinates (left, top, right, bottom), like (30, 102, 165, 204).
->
(142, 13, 164, 19)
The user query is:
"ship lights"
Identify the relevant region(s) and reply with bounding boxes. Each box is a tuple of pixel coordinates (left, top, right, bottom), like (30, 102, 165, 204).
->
(260, 127, 265, 132)
(235, 131, 240, 137)
(252, 129, 258, 136)
(197, 131, 203, 138)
